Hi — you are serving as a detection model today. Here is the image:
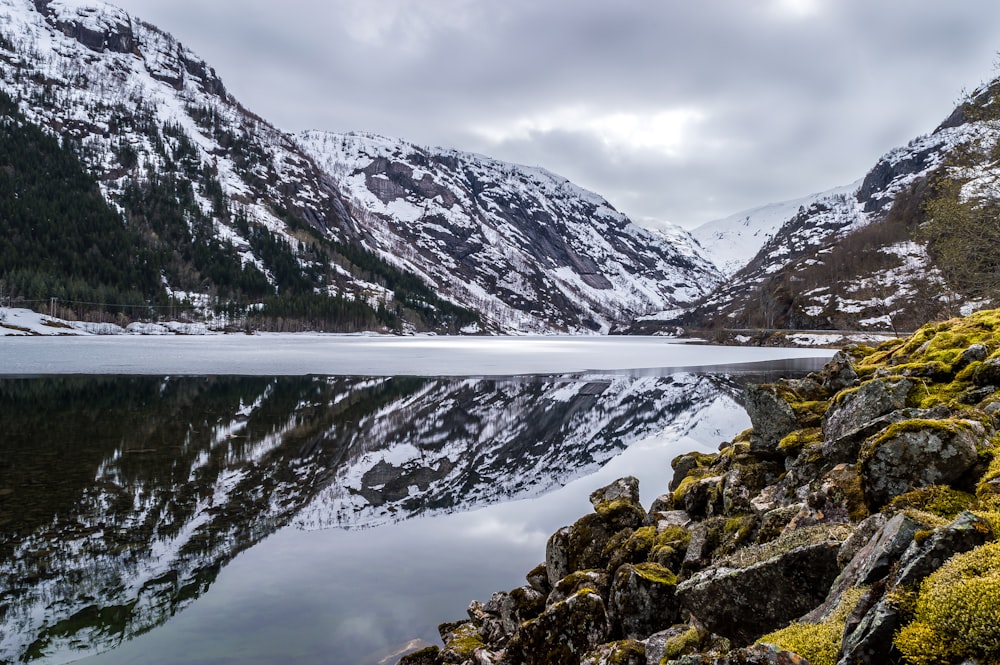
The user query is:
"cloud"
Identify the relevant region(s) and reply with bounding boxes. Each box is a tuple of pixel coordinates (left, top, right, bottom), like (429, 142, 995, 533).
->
(112, 0, 1000, 227)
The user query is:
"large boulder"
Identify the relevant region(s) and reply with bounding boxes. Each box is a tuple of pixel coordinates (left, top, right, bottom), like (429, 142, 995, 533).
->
(579, 640, 645, 665)
(546, 514, 619, 587)
(670, 644, 812, 664)
(590, 476, 646, 530)
(821, 378, 913, 462)
(744, 385, 799, 455)
(859, 419, 983, 508)
(607, 563, 680, 639)
(675, 525, 851, 645)
(501, 586, 546, 635)
(504, 589, 609, 665)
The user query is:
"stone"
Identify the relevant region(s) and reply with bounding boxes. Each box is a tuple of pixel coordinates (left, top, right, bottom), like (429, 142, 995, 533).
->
(821, 378, 913, 461)
(670, 644, 811, 665)
(681, 518, 725, 572)
(820, 350, 860, 393)
(440, 622, 486, 664)
(525, 563, 550, 595)
(973, 357, 1000, 386)
(505, 589, 609, 665)
(399, 645, 441, 665)
(501, 586, 546, 635)
(590, 476, 646, 530)
(547, 570, 611, 607)
(675, 525, 850, 645)
(744, 385, 799, 455)
(546, 513, 619, 587)
(579, 640, 645, 665)
(860, 420, 982, 508)
(893, 511, 995, 587)
(645, 625, 705, 664)
(957, 343, 989, 371)
(837, 596, 902, 665)
(607, 563, 680, 640)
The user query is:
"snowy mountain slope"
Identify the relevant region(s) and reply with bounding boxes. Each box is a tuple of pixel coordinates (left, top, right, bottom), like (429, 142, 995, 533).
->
(297, 131, 724, 333)
(0, 372, 747, 663)
(684, 83, 1000, 335)
(690, 182, 859, 277)
(0, 0, 726, 334)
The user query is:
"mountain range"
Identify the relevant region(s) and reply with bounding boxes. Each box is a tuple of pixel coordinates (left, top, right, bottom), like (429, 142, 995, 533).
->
(2, 0, 999, 336)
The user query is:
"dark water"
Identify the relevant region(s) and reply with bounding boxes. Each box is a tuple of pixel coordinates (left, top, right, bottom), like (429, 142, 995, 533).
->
(0, 364, 825, 665)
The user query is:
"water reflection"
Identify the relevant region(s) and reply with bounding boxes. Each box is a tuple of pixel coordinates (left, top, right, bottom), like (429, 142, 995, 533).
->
(0, 369, 806, 664)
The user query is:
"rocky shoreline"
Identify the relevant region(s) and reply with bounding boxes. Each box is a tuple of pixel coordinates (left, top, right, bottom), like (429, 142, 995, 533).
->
(401, 310, 1000, 665)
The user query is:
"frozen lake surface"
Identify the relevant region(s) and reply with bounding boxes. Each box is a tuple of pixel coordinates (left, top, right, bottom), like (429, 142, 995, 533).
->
(0, 334, 832, 376)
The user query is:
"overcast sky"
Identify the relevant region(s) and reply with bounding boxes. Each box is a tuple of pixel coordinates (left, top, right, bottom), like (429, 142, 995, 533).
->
(111, 0, 1000, 229)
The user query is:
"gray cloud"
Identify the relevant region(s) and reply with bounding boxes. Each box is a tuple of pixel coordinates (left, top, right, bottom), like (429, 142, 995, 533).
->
(112, 0, 1000, 227)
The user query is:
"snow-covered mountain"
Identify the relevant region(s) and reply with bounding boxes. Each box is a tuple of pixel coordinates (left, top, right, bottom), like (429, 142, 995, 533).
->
(0, 0, 722, 334)
(683, 80, 1000, 335)
(0, 372, 748, 663)
(690, 182, 860, 277)
(297, 131, 723, 333)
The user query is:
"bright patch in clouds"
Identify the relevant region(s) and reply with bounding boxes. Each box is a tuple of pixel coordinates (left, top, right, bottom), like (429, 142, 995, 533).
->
(476, 107, 705, 156)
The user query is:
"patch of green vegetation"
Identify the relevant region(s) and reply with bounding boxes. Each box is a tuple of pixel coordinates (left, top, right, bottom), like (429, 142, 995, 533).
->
(720, 523, 852, 569)
(660, 626, 704, 664)
(778, 428, 822, 455)
(632, 562, 677, 586)
(757, 586, 868, 665)
(894, 541, 1000, 664)
(443, 622, 484, 658)
(887, 485, 976, 520)
(861, 418, 974, 463)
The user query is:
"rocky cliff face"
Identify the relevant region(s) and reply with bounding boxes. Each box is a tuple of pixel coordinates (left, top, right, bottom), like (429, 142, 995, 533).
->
(416, 309, 1000, 665)
(297, 131, 723, 333)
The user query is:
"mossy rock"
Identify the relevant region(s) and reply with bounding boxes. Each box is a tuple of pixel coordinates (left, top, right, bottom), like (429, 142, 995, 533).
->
(546, 513, 620, 587)
(887, 485, 976, 520)
(399, 645, 441, 665)
(757, 586, 868, 665)
(506, 588, 609, 665)
(579, 639, 646, 665)
(608, 563, 680, 640)
(548, 569, 611, 607)
(440, 622, 484, 663)
(894, 541, 1000, 664)
(860, 418, 983, 509)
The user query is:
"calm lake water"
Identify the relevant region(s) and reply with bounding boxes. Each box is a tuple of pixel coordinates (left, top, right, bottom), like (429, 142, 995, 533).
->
(0, 337, 832, 665)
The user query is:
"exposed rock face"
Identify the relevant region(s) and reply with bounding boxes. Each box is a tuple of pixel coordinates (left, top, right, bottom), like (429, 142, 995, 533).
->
(676, 526, 850, 644)
(859, 420, 983, 508)
(419, 311, 1000, 665)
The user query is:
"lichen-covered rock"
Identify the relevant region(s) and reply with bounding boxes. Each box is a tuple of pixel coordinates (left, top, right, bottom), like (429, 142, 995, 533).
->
(526, 563, 550, 595)
(578, 640, 645, 665)
(546, 514, 619, 586)
(821, 378, 914, 462)
(607, 563, 679, 640)
(859, 419, 983, 508)
(670, 644, 812, 664)
(440, 622, 487, 664)
(670, 453, 719, 492)
(501, 586, 546, 635)
(547, 570, 611, 607)
(837, 595, 903, 665)
(399, 645, 442, 665)
(745, 385, 799, 456)
(505, 589, 609, 665)
(893, 511, 995, 587)
(819, 350, 860, 393)
(591, 476, 646, 530)
(645, 624, 706, 664)
(676, 525, 851, 645)
(681, 517, 726, 572)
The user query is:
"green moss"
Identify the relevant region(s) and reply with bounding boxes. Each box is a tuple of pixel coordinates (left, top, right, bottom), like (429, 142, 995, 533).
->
(778, 428, 822, 454)
(443, 622, 484, 658)
(887, 485, 976, 520)
(632, 562, 677, 586)
(721, 523, 853, 569)
(660, 626, 704, 663)
(757, 586, 868, 665)
(895, 542, 1000, 664)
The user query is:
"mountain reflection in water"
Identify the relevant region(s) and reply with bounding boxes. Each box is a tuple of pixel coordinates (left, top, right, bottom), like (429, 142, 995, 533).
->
(0, 370, 805, 664)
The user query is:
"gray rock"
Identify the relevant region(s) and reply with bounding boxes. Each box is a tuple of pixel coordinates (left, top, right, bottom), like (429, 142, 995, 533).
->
(548, 570, 611, 607)
(837, 595, 901, 665)
(681, 518, 725, 572)
(546, 513, 618, 587)
(579, 640, 645, 665)
(608, 563, 680, 640)
(973, 357, 1000, 386)
(670, 644, 812, 665)
(860, 420, 982, 508)
(644, 625, 702, 665)
(399, 645, 442, 665)
(676, 526, 849, 645)
(590, 476, 646, 530)
(505, 589, 609, 665)
(821, 378, 913, 461)
(744, 385, 799, 456)
(501, 586, 546, 635)
(525, 563, 550, 595)
(820, 350, 860, 393)
(836, 513, 888, 569)
(894, 511, 995, 587)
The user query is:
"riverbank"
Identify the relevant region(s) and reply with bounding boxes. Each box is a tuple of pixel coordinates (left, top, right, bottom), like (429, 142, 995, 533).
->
(406, 309, 1000, 665)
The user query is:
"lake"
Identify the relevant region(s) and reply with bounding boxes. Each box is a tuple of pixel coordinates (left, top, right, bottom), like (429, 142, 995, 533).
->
(0, 337, 832, 664)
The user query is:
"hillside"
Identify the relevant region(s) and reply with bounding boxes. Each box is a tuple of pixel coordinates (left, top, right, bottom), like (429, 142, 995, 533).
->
(297, 131, 722, 333)
(681, 80, 1000, 339)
